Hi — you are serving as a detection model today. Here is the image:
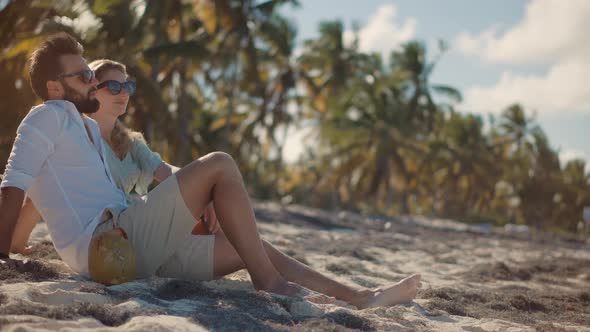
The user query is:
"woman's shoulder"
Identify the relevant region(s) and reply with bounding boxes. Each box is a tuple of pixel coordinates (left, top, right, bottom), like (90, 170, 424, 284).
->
(129, 134, 162, 166)
(129, 130, 147, 145)
(128, 132, 149, 153)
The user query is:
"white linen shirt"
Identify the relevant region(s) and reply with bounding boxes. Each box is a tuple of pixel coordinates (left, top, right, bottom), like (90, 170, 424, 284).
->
(1, 100, 128, 275)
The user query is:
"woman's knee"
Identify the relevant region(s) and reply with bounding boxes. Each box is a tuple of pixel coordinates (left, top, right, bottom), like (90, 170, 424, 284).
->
(202, 151, 239, 177)
(203, 151, 234, 164)
(180, 151, 236, 181)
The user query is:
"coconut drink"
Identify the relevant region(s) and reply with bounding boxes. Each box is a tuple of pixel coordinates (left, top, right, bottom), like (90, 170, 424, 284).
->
(88, 227, 137, 285)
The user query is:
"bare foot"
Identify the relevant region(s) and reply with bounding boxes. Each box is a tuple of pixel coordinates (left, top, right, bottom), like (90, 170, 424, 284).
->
(357, 274, 422, 309)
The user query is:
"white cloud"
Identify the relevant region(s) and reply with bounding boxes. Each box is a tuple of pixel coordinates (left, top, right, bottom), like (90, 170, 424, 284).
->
(461, 57, 590, 114)
(455, 0, 590, 64)
(344, 4, 417, 60)
(559, 148, 590, 173)
(456, 0, 590, 115)
(559, 148, 586, 165)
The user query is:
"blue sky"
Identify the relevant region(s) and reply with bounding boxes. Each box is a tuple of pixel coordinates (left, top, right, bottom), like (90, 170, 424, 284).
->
(280, 0, 590, 166)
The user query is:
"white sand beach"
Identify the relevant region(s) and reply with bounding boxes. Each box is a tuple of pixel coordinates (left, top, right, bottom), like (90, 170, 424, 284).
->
(1, 201, 589, 331)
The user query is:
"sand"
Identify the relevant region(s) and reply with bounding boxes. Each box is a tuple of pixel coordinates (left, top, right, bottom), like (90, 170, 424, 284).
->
(1, 201, 589, 331)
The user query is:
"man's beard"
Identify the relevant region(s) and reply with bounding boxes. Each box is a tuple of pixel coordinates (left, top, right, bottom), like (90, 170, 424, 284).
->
(62, 81, 100, 114)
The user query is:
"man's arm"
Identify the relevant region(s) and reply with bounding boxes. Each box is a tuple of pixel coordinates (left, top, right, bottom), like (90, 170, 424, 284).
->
(0, 186, 25, 257)
(0, 105, 63, 258)
(11, 196, 40, 254)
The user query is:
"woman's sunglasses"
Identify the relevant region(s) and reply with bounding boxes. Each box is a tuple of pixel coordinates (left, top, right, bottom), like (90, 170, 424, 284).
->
(96, 80, 136, 96)
(58, 69, 95, 84)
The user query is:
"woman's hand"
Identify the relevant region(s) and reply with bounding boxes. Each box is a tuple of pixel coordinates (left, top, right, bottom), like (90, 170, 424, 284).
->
(153, 162, 180, 183)
(203, 202, 221, 234)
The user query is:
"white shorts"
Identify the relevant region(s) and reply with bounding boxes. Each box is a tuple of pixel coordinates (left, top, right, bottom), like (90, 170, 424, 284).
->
(94, 174, 215, 281)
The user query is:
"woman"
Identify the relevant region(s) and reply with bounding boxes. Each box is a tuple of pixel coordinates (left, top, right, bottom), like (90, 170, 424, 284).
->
(12, 59, 420, 308)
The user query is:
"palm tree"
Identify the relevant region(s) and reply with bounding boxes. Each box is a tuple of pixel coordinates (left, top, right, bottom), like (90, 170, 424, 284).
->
(513, 129, 561, 230)
(79, 0, 204, 165)
(88, 0, 178, 147)
(190, 0, 300, 187)
(297, 20, 361, 114)
(419, 113, 500, 218)
(309, 51, 428, 214)
(556, 159, 590, 233)
(497, 104, 540, 155)
(0, 0, 79, 171)
(390, 41, 462, 132)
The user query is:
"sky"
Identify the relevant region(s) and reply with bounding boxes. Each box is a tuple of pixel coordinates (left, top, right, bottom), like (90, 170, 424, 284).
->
(279, 0, 590, 167)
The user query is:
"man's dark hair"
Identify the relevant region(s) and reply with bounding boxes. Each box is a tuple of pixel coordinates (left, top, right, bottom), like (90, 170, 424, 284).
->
(29, 33, 84, 100)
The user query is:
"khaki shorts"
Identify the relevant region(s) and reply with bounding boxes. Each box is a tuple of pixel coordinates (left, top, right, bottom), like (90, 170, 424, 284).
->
(93, 174, 215, 281)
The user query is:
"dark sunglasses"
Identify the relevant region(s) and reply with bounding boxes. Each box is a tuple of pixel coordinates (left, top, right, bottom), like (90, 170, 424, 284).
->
(96, 80, 136, 96)
(57, 69, 95, 84)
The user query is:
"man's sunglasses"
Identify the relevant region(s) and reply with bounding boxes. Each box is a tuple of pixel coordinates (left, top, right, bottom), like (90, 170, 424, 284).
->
(96, 80, 136, 96)
(57, 69, 95, 84)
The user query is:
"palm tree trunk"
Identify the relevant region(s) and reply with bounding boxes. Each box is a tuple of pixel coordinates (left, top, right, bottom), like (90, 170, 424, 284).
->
(368, 143, 388, 197)
(401, 174, 413, 215)
(176, 61, 192, 165)
(222, 61, 238, 153)
(145, 6, 164, 143)
(175, 18, 192, 165)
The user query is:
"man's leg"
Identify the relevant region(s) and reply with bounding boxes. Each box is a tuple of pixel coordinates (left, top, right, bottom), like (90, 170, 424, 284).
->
(212, 233, 421, 308)
(175, 152, 300, 296)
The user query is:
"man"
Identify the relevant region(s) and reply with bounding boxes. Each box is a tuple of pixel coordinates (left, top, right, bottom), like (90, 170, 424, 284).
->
(0, 33, 420, 308)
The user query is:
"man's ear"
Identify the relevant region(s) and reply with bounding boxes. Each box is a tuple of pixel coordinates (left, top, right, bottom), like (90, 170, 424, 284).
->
(46, 80, 64, 99)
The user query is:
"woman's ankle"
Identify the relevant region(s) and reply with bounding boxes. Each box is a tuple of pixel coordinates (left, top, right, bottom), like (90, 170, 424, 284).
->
(343, 288, 373, 307)
(253, 274, 288, 292)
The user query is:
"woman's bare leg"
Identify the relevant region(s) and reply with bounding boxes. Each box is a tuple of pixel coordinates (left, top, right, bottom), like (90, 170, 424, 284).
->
(175, 152, 299, 295)
(10, 197, 40, 254)
(212, 233, 421, 308)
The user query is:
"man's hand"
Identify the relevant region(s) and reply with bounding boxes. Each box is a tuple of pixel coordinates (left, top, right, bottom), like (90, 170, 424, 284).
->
(203, 202, 221, 234)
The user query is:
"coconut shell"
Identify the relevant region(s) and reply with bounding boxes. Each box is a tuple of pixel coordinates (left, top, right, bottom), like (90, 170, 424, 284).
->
(88, 227, 137, 285)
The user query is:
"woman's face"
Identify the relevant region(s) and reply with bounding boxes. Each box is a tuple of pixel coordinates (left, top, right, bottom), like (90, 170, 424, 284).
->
(95, 69, 129, 118)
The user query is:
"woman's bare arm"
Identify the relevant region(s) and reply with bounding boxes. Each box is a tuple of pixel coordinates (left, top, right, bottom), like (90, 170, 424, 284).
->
(153, 162, 180, 183)
(10, 196, 41, 254)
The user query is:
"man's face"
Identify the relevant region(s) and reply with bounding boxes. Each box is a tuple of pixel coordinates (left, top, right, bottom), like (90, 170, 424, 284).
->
(57, 54, 100, 114)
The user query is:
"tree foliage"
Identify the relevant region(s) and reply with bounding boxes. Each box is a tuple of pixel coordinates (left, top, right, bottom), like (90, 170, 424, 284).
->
(1, 1, 588, 236)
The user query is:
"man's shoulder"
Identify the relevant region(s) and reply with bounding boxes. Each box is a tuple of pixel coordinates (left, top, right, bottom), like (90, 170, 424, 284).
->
(27, 100, 70, 118)
(40, 100, 77, 114)
(19, 101, 70, 133)
(83, 115, 99, 126)
(82, 116, 101, 136)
